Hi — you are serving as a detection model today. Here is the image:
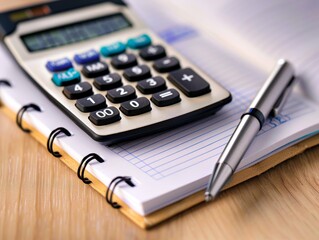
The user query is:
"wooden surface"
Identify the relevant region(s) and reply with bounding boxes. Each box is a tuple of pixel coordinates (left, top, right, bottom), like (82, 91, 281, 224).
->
(1, 1, 319, 239)
(1, 106, 319, 240)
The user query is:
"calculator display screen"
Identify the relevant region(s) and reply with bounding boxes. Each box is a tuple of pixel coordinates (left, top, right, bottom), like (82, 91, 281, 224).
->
(21, 13, 132, 52)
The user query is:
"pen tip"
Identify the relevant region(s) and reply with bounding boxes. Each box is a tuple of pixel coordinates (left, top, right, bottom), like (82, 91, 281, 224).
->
(205, 192, 213, 202)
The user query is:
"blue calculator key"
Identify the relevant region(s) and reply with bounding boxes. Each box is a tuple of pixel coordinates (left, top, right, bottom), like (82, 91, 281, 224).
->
(74, 49, 100, 65)
(52, 68, 81, 86)
(100, 42, 126, 57)
(46, 58, 73, 72)
(127, 34, 152, 49)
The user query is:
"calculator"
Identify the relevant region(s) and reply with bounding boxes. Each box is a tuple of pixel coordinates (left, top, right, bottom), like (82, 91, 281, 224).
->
(0, 0, 231, 144)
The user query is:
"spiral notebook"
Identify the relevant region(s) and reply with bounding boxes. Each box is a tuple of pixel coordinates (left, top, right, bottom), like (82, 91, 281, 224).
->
(1, 0, 319, 229)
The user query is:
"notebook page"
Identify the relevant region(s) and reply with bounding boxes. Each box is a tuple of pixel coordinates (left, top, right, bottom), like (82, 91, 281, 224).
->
(162, 0, 319, 103)
(110, 1, 319, 213)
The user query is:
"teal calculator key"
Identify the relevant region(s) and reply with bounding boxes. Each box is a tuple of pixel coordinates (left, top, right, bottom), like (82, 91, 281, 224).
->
(100, 42, 126, 57)
(52, 68, 81, 86)
(127, 34, 152, 49)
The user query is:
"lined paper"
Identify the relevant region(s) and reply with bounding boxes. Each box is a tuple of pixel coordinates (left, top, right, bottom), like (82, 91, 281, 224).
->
(109, 28, 316, 180)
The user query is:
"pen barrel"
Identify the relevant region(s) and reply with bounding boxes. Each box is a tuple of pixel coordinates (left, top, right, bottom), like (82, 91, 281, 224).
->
(218, 115, 260, 170)
(249, 59, 294, 118)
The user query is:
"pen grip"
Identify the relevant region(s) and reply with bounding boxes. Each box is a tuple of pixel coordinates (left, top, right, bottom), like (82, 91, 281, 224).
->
(218, 115, 260, 170)
(241, 108, 265, 130)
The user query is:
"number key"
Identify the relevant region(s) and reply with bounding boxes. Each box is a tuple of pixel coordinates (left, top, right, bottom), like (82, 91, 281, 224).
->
(106, 85, 136, 103)
(63, 82, 93, 99)
(123, 65, 151, 82)
(111, 53, 137, 69)
(120, 97, 152, 116)
(136, 76, 167, 94)
(75, 94, 106, 112)
(93, 73, 122, 90)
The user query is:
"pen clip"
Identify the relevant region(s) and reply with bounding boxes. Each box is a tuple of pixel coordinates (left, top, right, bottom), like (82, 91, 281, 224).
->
(270, 76, 296, 117)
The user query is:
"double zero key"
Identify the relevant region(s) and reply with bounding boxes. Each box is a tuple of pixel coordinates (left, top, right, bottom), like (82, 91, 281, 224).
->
(89, 106, 121, 125)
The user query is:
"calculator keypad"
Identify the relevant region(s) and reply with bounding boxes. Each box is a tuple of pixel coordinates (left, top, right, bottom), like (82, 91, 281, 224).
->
(93, 73, 122, 91)
(111, 53, 138, 69)
(168, 68, 211, 97)
(44, 33, 227, 138)
(63, 82, 93, 99)
(75, 94, 107, 112)
(139, 45, 166, 61)
(100, 42, 126, 57)
(123, 65, 152, 82)
(136, 76, 167, 94)
(81, 62, 109, 78)
(120, 97, 152, 116)
(106, 85, 137, 103)
(74, 49, 100, 65)
(153, 57, 181, 73)
(89, 106, 121, 125)
(52, 68, 81, 86)
(151, 89, 181, 107)
(46, 58, 73, 72)
(127, 34, 152, 49)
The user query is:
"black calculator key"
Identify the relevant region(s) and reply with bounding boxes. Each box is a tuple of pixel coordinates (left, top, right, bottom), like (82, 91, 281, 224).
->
(120, 97, 152, 116)
(136, 76, 167, 94)
(151, 89, 181, 107)
(111, 53, 137, 69)
(63, 82, 93, 99)
(106, 85, 137, 103)
(75, 94, 107, 112)
(93, 73, 122, 91)
(81, 62, 109, 78)
(123, 65, 151, 82)
(139, 45, 166, 61)
(153, 57, 180, 73)
(89, 106, 121, 125)
(168, 68, 211, 97)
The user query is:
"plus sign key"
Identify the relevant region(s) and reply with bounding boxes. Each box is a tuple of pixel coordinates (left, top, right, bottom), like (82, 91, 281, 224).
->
(168, 68, 211, 97)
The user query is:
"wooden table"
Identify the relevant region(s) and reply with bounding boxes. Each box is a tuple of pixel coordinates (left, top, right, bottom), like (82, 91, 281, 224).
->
(1, 1, 319, 239)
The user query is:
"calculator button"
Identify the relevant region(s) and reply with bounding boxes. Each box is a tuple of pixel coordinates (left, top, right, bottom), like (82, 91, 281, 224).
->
(81, 62, 109, 78)
(151, 89, 181, 107)
(168, 68, 211, 97)
(100, 42, 126, 57)
(93, 73, 122, 91)
(153, 57, 181, 73)
(75, 94, 107, 112)
(63, 82, 93, 99)
(46, 58, 73, 72)
(123, 65, 151, 82)
(89, 106, 121, 125)
(139, 45, 166, 61)
(106, 85, 137, 103)
(127, 34, 152, 49)
(74, 49, 100, 65)
(111, 53, 137, 69)
(136, 76, 167, 94)
(120, 97, 152, 116)
(52, 68, 81, 86)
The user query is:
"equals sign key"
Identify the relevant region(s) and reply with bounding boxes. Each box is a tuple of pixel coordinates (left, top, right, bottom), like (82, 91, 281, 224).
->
(151, 89, 181, 107)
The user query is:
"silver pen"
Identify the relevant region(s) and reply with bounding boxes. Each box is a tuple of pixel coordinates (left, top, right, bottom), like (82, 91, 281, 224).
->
(205, 59, 295, 201)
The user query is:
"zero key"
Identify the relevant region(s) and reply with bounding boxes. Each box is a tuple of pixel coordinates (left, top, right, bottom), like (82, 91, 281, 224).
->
(168, 68, 211, 97)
